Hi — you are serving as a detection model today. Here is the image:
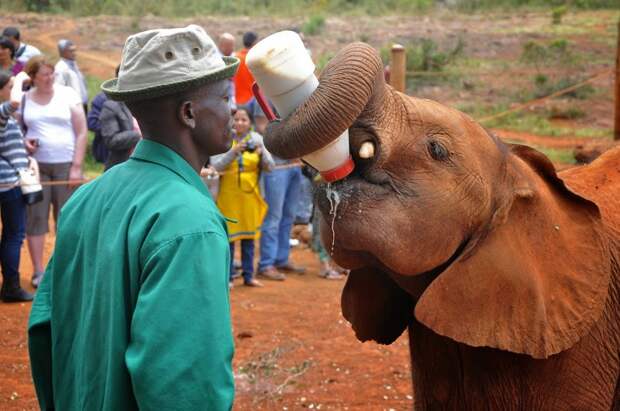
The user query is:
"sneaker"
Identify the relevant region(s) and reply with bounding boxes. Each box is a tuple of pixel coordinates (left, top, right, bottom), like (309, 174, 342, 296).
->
(277, 262, 306, 275)
(243, 278, 264, 287)
(321, 268, 345, 280)
(31, 272, 45, 288)
(257, 267, 286, 281)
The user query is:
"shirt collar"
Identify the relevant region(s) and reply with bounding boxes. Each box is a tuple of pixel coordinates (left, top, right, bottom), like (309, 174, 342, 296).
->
(130, 139, 210, 198)
(62, 58, 77, 68)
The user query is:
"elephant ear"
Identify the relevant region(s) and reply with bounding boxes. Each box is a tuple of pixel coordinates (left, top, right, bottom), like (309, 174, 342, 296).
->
(342, 267, 413, 344)
(415, 145, 611, 359)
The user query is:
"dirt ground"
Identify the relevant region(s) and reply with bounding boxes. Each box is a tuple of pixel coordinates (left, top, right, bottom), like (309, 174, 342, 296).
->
(0, 231, 412, 410)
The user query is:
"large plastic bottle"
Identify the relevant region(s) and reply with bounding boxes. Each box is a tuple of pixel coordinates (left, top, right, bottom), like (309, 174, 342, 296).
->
(246, 30, 354, 182)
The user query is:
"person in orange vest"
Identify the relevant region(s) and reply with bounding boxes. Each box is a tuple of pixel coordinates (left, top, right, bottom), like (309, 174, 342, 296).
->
(233, 32, 258, 107)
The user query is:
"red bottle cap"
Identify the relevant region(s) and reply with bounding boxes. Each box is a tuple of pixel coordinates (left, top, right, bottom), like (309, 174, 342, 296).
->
(320, 156, 355, 183)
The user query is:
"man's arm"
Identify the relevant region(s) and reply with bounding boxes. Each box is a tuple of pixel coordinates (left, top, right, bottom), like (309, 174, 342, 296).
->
(28, 258, 55, 410)
(126, 231, 234, 411)
(69, 103, 87, 183)
(53, 64, 68, 86)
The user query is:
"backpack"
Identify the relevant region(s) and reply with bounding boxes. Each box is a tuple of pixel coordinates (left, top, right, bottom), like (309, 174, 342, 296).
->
(91, 132, 109, 163)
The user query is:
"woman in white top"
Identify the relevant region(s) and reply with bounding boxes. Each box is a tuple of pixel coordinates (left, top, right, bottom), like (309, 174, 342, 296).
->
(21, 55, 86, 287)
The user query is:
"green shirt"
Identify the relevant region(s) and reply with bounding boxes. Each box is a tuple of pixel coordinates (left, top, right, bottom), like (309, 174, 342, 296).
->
(28, 140, 234, 411)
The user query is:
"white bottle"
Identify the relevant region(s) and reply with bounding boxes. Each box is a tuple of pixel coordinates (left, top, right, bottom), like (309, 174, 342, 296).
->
(246, 31, 354, 182)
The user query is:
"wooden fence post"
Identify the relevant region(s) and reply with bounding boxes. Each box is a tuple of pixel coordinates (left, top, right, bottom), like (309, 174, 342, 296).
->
(390, 44, 406, 93)
(615, 19, 620, 140)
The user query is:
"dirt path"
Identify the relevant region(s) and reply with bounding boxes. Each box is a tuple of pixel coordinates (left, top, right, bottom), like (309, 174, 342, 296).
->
(0, 236, 412, 410)
(33, 18, 118, 75)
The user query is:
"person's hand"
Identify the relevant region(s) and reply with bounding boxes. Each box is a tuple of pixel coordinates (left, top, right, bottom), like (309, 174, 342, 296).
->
(68, 163, 84, 187)
(233, 142, 247, 154)
(24, 138, 38, 154)
(200, 166, 219, 179)
(255, 145, 262, 155)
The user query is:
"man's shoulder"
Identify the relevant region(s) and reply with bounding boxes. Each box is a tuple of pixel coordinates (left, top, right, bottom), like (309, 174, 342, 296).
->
(24, 43, 40, 54)
(65, 163, 226, 238)
(54, 59, 68, 70)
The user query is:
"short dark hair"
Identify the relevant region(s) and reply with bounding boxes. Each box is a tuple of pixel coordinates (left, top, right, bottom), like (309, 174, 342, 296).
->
(2, 27, 19, 40)
(235, 106, 254, 124)
(0, 36, 15, 59)
(242, 32, 258, 48)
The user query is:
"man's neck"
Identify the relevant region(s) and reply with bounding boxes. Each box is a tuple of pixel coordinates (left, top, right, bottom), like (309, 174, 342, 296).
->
(143, 135, 205, 173)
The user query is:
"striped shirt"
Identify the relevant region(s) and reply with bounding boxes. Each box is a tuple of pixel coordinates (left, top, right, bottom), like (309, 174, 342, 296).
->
(0, 101, 28, 192)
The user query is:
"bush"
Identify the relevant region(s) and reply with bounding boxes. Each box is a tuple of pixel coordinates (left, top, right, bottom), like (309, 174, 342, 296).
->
(302, 14, 326, 36)
(520, 38, 575, 70)
(551, 5, 567, 24)
(379, 38, 465, 72)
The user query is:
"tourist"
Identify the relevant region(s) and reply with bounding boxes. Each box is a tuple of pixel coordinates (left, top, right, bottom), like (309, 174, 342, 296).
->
(20, 55, 87, 287)
(54, 39, 88, 113)
(0, 70, 33, 302)
(212, 107, 274, 288)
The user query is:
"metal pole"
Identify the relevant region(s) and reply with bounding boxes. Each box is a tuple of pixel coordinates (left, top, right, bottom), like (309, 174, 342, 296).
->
(615, 19, 620, 140)
(390, 44, 406, 93)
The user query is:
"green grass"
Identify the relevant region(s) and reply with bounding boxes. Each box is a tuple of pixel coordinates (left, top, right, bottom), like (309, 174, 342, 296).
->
(456, 102, 613, 139)
(532, 146, 576, 164)
(84, 75, 105, 177)
(3, 0, 617, 17)
(485, 110, 612, 138)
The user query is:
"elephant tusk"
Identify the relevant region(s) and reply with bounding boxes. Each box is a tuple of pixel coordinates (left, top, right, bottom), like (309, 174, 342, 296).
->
(359, 141, 375, 159)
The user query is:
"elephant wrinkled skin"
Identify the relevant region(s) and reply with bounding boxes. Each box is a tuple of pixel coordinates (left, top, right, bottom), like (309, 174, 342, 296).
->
(264, 42, 620, 410)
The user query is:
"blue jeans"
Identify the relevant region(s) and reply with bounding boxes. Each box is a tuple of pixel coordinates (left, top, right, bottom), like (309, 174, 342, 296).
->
(259, 166, 302, 271)
(295, 175, 314, 224)
(0, 188, 26, 282)
(230, 239, 255, 282)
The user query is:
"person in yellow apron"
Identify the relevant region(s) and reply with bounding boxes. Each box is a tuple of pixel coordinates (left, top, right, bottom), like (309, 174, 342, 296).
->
(212, 107, 274, 287)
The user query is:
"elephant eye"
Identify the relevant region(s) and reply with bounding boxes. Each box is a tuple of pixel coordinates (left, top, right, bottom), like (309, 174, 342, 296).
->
(428, 140, 449, 161)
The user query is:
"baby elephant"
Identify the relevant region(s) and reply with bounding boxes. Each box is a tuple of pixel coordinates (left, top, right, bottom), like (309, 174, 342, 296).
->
(264, 42, 620, 410)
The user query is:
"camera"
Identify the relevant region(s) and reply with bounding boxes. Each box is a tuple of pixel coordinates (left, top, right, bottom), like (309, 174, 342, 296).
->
(245, 140, 256, 153)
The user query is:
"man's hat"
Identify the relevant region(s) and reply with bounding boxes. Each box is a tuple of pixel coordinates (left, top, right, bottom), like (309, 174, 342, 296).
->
(101, 25, 239, 102)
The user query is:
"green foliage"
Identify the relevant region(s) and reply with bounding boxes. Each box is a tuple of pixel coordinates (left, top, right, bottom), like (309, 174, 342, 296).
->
(520, 38, 575, 70)
(83, 75, 105, 177)
(381, 37, 465, 72)
(315, 51, 335, 72)
(525, 74, 594, 100)
(454, 0, 617, 12)
(535, 147, 576, 164)
(551, 5, 567, 24)
(4, 0, 615, 16)
(302, 14, 326, 36)
(484, 109, 610, 139)
(548, 105, 585, 119)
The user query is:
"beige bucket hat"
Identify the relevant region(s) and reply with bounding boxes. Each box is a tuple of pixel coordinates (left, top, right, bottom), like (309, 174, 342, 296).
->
(101, 25, 239, 102)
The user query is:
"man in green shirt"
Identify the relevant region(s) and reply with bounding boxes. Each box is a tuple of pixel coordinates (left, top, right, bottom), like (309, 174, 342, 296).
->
(28, 25, 239, 410)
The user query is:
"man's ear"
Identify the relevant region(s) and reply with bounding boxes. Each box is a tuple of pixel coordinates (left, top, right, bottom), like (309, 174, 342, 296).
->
(179, 101, 196, 129)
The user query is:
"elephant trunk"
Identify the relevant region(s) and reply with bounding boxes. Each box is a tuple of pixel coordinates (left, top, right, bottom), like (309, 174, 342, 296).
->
(263, 42, 385, 159)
